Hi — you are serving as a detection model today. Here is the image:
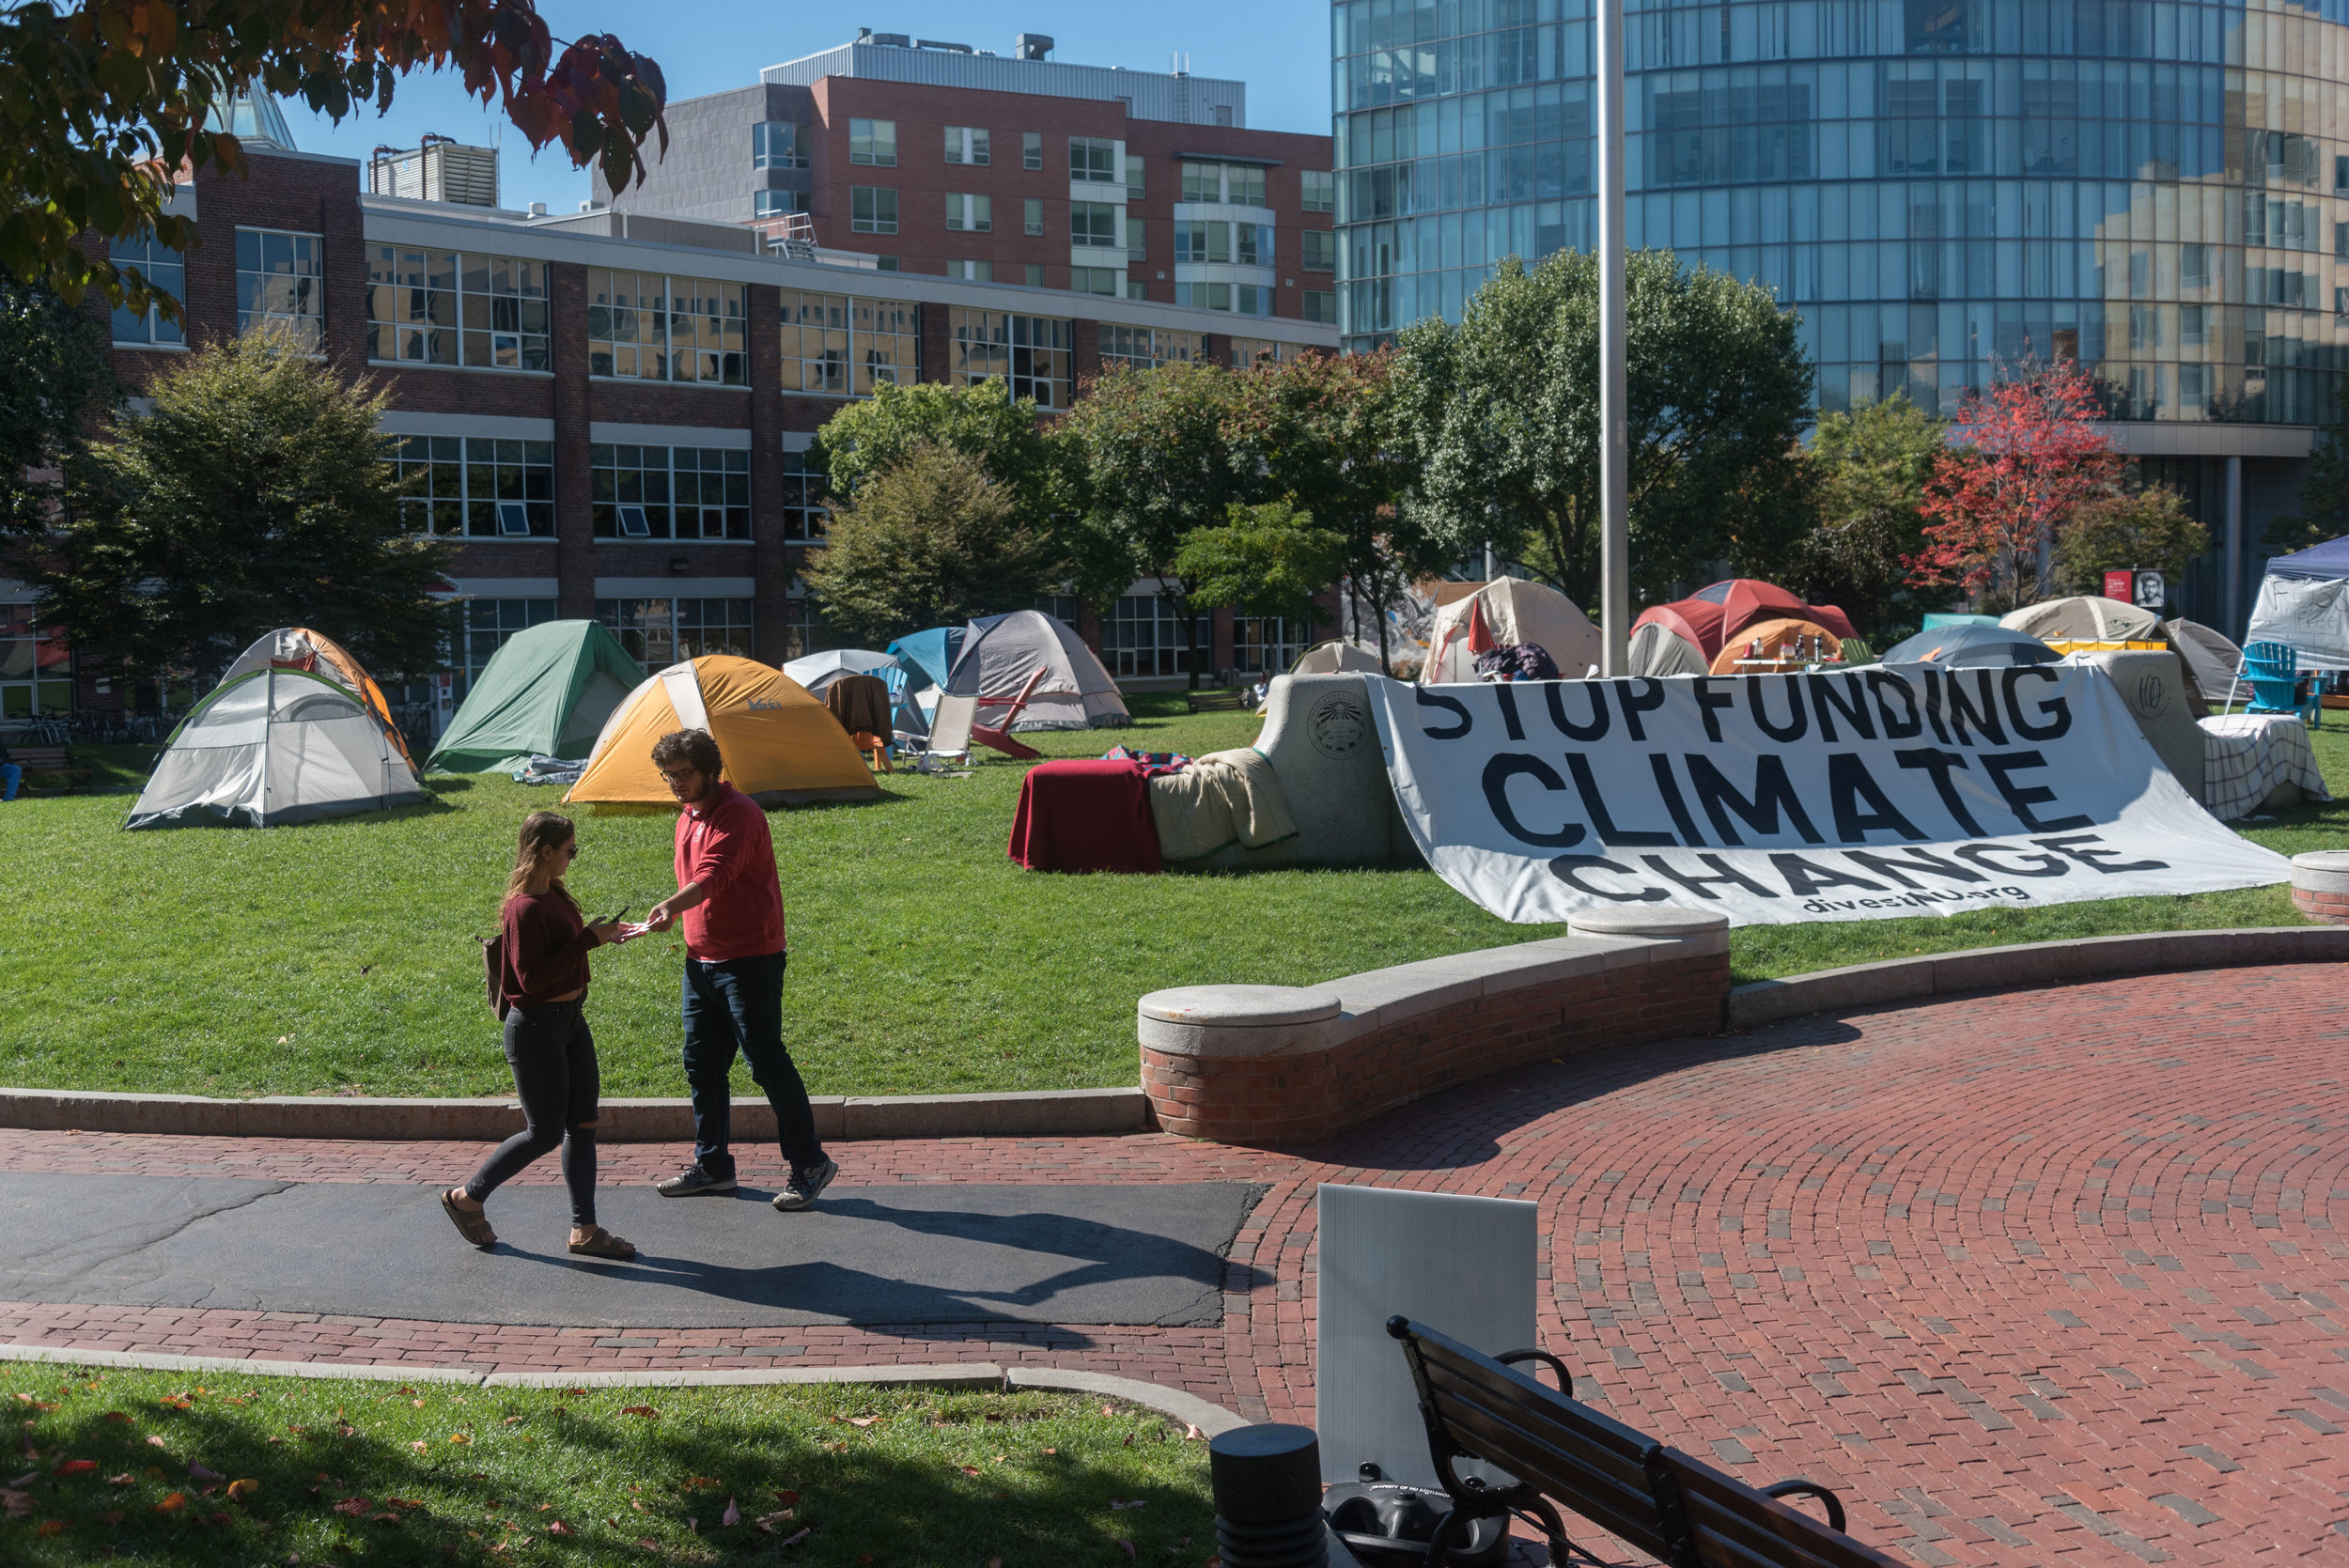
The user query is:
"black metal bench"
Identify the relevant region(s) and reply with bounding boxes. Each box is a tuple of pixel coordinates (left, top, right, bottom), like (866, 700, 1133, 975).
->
(1186, 689, 1249, 713)
(1387, 1317, 1902, 1567)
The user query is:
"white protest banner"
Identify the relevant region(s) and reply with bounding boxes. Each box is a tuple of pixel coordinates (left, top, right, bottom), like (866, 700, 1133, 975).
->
(1364, 666, 2291, 926)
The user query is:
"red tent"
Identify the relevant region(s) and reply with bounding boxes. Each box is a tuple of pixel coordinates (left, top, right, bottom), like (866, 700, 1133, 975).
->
(1639, 581, 1856, 659)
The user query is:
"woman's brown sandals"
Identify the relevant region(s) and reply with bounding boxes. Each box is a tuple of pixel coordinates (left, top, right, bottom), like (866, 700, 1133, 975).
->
(568, 1226, 638, 1260)
(442, 1188, 497, 1248)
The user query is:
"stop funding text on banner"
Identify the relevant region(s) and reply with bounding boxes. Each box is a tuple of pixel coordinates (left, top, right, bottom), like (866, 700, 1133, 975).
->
(1364, 666, 2291, 926)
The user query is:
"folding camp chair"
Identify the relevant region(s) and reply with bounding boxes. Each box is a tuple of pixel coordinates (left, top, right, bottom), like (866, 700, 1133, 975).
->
(917, 693, 977, 769)
(969, 666, 1048, 761)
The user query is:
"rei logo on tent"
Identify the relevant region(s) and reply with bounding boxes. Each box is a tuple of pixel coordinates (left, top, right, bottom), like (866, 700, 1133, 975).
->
(746, 697, 783, 710)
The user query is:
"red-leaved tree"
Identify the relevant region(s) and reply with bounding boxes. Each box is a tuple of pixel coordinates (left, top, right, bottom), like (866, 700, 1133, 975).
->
(1906, 359, 2120, 611)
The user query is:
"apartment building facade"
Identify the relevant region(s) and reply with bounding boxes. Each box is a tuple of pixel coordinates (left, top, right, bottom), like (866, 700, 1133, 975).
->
(594, 32, 1341, 328)
(5, 138, 1335, 734)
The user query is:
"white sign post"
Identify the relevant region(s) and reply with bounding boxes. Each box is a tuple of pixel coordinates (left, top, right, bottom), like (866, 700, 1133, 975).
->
(1364, 669, 2290, 927)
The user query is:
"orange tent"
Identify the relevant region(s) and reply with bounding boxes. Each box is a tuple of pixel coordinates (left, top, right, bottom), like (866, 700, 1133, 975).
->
(1707, 617, 1843, 675)
(221, 627, 414, 768)
(564, 655, 881, 809)
(1640, 581, 1858, 660)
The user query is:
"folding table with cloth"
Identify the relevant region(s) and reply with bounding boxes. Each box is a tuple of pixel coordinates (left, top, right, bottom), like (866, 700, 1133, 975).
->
(1006, 759, 1163, 874)
(2199, 713, 2331, 820)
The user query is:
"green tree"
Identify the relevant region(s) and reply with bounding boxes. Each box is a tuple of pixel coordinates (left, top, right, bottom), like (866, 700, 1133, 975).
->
(1392, 249, 1815, 610)
(2267, 411, 2349, 553)
(1060, 360, 1265, 684)
(0, 274, 115, 535)
(1174, 501, 1349, 631)
(799, 441, 1051, 645)
(1781, 393, 1948, 637)
(2055, 483, 2210, 598)
(1241, 347, 1444, 670)
(0, 3, 665, 318)
(35, 331, 453, 684)
(806, 380, 1108, 600)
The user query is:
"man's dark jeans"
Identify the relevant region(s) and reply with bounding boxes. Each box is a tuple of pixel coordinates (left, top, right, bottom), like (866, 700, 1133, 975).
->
(681, 950, 824, 1179)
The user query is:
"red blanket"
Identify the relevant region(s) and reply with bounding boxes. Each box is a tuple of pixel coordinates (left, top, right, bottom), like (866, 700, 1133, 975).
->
(1007, 760, 1163, 874)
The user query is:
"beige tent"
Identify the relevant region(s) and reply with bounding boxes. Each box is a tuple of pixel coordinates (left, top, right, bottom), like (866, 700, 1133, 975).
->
(1290, 639, 1384, 675)
(1420, 577, 1603, 683)
(2001, 597, 2160, 643)
(1627, 620, 1707, 677)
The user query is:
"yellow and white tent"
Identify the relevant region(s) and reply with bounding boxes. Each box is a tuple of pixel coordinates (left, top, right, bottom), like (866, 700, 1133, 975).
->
(564, 656, 881, 809)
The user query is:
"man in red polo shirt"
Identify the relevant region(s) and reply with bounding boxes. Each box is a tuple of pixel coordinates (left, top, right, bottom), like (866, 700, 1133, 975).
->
(640, 727, 836, 1211)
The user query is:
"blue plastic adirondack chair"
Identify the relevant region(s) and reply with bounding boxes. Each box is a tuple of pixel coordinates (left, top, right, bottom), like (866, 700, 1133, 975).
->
(2235, 640, 2322, 727)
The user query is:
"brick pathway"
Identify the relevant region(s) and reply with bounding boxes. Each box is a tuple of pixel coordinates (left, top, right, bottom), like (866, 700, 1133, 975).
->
(5, 963, 2346, 1563)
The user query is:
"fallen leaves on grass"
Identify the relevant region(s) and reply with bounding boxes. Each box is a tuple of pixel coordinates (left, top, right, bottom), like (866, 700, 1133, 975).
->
(156, 1396, 190, 1411)
(333, 1497, 373, 1516)
(101, 1411, 132, 1425)
(146, 1436, 167, 1449)
(722, 1497, 739, 1527)
(11, 1394, 57, 1411)
(754, 1511, 796, 1533)
(771, 1491, 800, 1507)
(777, 1527, 812, 1547)
(105, 1473, 133, 1486)
(410, 1441, 430, 1453)
(1185, 1424, 1206, 1441)
(0, 1488, 31, 1519)
(958, 1466, 981, 1477)
(190, 1461, 223, 1482)
(227, 1479, 260, 1501)
(679, 1476, 723, 1492)
(1115, 1541, 1136, 1560)
(101, 1509, 125, 1526)
(448, 1432, 472, 1445)
(154, 1491, 187, 1513)
(620, 1405, 659, 1420)
(53, 1459, 96, 1475)
(36, 1518, 67, 1536)
(546, 1519, 573, 1538)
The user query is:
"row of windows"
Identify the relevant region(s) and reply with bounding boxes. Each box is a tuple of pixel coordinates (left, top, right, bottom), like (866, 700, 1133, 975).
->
(587, 270, 748, 385)
(1098, 326, 1207, 369)
(1181, 163, 1268, 206)
(599, 598, 754, 666)
(847, 119, 1142, 188)
(1176, 282, 1281, 317)
(367, 247, 552, 371)
(591, 444, 753, 541)
(385, 439, 832, 543)
(947, 307, 1072, 408)
(1175, 221, 1279, 267)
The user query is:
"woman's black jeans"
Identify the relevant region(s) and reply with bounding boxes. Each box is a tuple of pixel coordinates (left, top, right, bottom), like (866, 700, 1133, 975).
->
(463, 999, 600, 1227)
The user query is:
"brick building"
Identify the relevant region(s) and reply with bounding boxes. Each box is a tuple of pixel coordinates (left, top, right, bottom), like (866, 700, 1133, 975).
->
(5, 120, 1335, 737)
(593, 30, 1340, 327)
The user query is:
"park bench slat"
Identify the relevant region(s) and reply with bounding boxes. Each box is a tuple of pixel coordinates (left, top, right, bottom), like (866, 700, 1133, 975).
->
(1391, 1318, 1905, 1568)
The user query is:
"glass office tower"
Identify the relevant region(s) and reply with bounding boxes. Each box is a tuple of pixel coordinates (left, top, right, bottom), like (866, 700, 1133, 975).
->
(1330, 0, 2346, 630)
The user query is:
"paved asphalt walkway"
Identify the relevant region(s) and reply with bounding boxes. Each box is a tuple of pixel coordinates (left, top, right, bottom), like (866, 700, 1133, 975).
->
(4, 962, 2346, 1564)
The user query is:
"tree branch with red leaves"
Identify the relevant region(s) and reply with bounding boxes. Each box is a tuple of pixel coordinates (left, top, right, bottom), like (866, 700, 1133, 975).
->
(1906, 359, 2121, 613)
(0, 1, 666, 319)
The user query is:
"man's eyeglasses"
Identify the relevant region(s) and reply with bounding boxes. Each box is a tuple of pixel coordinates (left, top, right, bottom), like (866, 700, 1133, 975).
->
(660, 768, 700, 785)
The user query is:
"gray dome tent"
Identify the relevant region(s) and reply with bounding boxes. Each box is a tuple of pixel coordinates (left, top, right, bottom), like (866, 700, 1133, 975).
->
(129, 665, 426, 829)
(945, 610, 1129, 731)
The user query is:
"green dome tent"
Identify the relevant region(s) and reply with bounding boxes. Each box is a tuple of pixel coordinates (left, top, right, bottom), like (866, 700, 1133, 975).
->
(426, 620, 645, 773)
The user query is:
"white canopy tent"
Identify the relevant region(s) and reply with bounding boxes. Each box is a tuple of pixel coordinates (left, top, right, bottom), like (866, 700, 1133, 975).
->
(127, 667, 426, 829)
(2246, 536, 2349, 670)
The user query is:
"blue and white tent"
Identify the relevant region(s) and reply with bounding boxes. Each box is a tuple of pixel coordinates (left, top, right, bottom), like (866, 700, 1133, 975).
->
(2247, 535, 2349, 670)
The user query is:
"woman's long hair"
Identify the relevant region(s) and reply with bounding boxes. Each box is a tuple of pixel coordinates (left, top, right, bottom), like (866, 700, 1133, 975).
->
(506, 811, 580, 910)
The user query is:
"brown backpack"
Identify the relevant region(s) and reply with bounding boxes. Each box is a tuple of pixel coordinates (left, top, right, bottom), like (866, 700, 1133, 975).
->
(480, 934, 511, 1021)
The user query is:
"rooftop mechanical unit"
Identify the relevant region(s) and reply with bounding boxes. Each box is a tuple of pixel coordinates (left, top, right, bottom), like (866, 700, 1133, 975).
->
(368, 134, 499, 208)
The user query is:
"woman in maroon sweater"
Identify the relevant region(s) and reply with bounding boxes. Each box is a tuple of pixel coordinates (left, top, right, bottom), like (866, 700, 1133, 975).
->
(442, 811, 635, 1257)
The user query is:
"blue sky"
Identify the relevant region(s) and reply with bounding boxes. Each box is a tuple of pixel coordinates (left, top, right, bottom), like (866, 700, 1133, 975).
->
(284, 1, 1333, 213)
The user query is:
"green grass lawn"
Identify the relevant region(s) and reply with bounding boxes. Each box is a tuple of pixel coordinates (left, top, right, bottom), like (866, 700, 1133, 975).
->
(4, 696, 2346, 1101)
(0, 1363, 1211, 1568)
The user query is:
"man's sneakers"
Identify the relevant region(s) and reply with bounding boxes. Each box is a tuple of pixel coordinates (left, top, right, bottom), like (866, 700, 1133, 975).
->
(771, 1157, 838, 1212)
(655, 1162, 737, 1198)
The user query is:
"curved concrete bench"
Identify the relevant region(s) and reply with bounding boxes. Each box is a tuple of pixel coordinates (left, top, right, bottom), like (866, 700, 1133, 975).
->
(1138, 906, 1731, 1145)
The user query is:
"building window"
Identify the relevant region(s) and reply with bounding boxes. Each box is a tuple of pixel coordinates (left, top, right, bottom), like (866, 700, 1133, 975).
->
(586, 271, 744, 384)
(945, 193, 992, 233)
(1024, 197, 1045, 237)
(110, 232, 185, 346)
(1175, 281, 1271, 317)
(1069, 267, 1120, 295)
(1230, 338, 1300, 367)
(1126, 218, 1146, 260)
(1102, 592, 1199, 677)
(598, 597, 754, 666)
(851, 186, 899, 235)
(1303, 289, 1336, 325)
(1026, 263, 1047, 287)
(1126, 278, 1148, 300)
(1072, 202, 1120, 249)
(946, 259, 994, 281)
(1175, 220, 1230, 264)
(1181, 163, 1262, 204)
(948, 307, 1072, 409)
(853, 298, 918, 393)
(1300, 170, 1335, 212)
(779, 291, 850, 394)
(590, 444, 751, 540)
(753, 121, 806, 169)
(1126, 155, 1145, 200)
(367, 248, 551, 370)
(1022, 132, 1043, 170)
(388, 435, 555, 538)
(1071, 136, 1119, 183)
(779, 449, 828, 540)
(458, 598, 558, 687)
(1301, 229, 1335, 272)
(1235, 614, 1306, 674)
(235, 227, 322, 348)
(0, 603, 72, 722)
(944, 126, 989, 165)
(849, 117, 896, 166)
(1099, 325, 1206, 369)
(1235, 223, 1270, 266)
(754, 190, 808, 219)
(1181, 163, 1221, 203)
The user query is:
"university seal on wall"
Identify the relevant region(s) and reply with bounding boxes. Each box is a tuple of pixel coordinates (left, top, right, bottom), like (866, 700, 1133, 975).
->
(1309, 690, 1370, 759)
